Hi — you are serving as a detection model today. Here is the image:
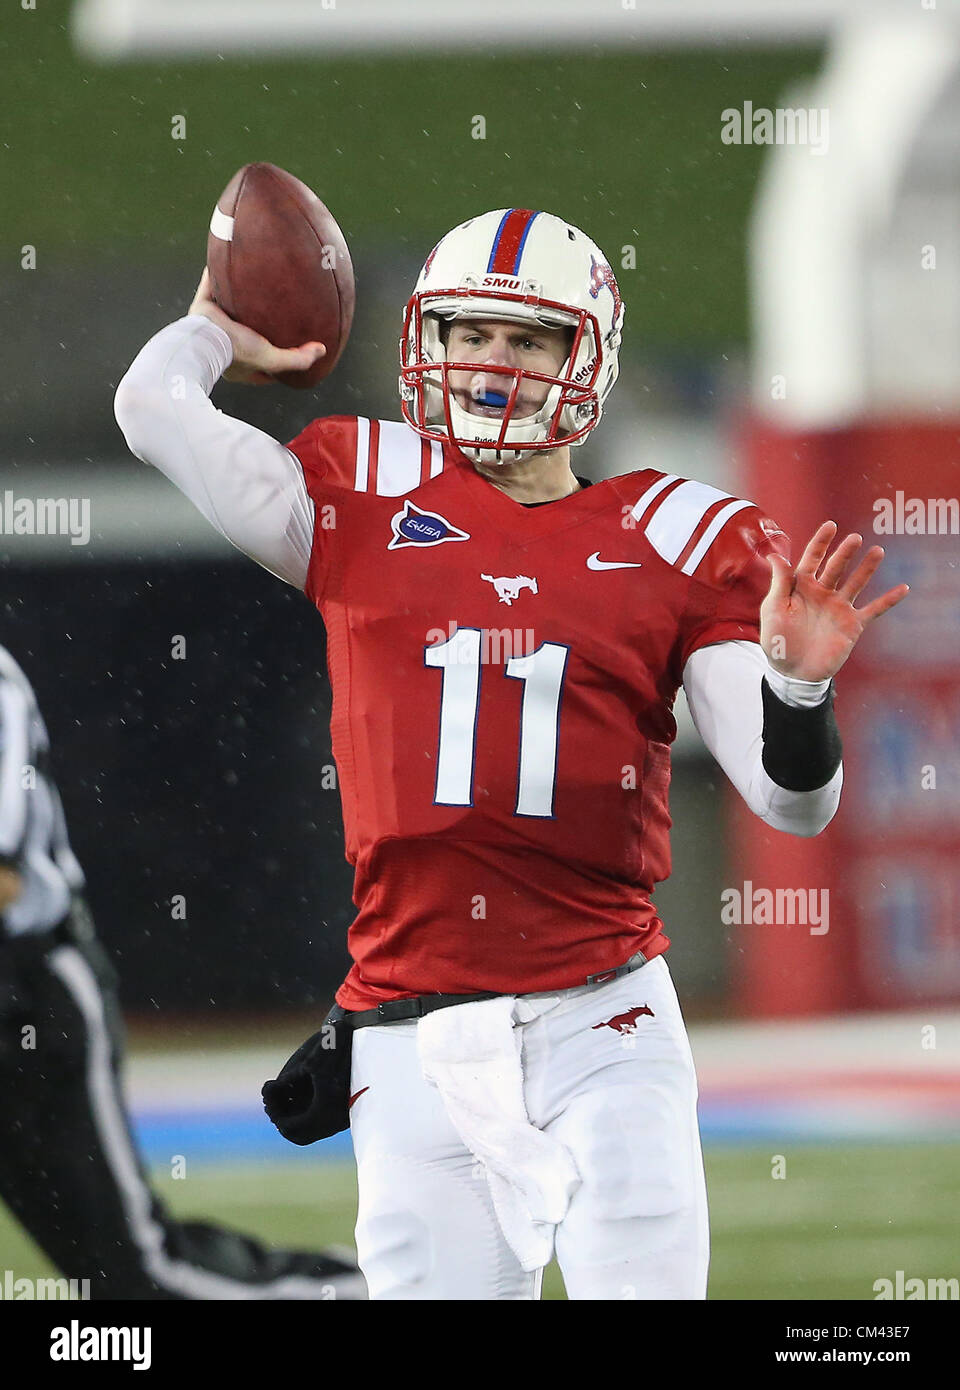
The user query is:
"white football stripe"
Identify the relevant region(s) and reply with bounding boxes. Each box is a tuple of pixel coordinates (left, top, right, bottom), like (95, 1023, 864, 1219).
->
(209, 205, 235, 242)
(428, 439, 444, 479)
(645, 478, 734, 565)
(630, 472, 679, 524)
(354, 416, 370, 493)
(376, 419, 426, 495)
(681, 498, 754, 576)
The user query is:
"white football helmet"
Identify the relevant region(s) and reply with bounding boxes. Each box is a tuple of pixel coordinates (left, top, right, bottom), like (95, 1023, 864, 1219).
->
(399, 209, 625, 465)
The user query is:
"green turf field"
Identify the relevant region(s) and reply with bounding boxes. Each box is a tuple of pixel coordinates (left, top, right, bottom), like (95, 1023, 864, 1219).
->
(2, 1142, 957, 1300)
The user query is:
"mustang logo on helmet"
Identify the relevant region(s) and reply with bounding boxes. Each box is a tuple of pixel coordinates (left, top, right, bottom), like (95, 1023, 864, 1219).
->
(588, 255, 623, 328)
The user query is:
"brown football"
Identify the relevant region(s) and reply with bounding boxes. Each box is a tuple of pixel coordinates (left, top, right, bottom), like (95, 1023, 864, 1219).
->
(206, 163, 355, 388)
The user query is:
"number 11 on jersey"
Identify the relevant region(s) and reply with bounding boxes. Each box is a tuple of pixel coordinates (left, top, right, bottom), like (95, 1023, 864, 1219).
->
(424, 628, 570, 818)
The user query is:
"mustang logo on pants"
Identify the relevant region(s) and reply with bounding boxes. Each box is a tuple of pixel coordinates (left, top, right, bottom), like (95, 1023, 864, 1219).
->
(592, 1004, 655, 1034)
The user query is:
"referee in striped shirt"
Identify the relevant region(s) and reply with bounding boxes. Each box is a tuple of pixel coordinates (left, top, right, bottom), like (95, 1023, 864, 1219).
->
(0, 643, 365, 1299)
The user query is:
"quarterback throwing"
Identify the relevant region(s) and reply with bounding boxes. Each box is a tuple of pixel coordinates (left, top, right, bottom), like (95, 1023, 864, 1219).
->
(115, 208, 906, 1299)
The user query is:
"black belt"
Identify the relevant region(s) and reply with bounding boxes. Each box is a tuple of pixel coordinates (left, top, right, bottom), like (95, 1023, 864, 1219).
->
(330, 949, 648, 1031)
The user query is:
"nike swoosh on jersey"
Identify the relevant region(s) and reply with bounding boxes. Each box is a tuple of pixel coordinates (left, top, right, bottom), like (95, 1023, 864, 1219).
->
(585, 553, 643, 570)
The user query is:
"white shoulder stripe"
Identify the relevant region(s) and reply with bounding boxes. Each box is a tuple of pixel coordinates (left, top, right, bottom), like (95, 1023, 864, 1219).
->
(630, 472, 679, 523)
(644, 478, 734, 565)
(428, 439, 444, 479)
(354, 416, 370, 493)
(375, 420, 425, 496)
(681, 498, 754, 576)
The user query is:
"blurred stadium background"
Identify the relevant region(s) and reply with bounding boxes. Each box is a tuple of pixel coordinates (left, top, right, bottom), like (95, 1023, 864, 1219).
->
(1, 0, 958, 1299)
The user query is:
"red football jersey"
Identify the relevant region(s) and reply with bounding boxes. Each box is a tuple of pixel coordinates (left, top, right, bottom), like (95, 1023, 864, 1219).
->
(285, 416, 789, 1010)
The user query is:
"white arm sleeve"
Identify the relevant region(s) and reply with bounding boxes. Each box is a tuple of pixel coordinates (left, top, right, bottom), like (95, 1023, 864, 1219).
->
(682, 639, 842, 837)
(113, 315, 315, 588)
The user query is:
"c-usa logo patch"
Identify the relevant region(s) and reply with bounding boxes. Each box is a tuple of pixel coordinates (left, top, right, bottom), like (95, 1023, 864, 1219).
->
(388, 499, 471, 550)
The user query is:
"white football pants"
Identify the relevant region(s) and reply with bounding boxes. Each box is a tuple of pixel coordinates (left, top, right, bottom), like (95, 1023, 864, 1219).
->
(348, 955, 709, 1299)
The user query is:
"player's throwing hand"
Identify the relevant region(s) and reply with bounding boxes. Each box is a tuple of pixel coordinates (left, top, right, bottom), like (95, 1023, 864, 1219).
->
(760, 520, 910, 681)
(187, 268, 326, 385)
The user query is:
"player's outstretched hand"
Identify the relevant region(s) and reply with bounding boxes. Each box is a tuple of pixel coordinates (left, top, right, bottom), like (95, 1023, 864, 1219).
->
(760, 521, 910, 681)
(187, 268, 326, 385)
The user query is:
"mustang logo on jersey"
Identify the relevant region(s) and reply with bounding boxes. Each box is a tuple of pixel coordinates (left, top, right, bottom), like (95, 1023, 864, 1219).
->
(481, 574, 539, 605)
(388, 500, 471, 550)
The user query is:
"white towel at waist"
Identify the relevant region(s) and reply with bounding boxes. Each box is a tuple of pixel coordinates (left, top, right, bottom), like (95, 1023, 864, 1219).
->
(417, 995, 581, 1272)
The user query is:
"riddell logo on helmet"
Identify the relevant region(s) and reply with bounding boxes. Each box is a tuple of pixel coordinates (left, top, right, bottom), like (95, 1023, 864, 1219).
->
(482, 275, 523, 289)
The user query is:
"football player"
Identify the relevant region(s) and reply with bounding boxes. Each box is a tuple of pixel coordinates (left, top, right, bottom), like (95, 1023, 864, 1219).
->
(0, 644, 365, 1299)
(114, 208, 907, 1299)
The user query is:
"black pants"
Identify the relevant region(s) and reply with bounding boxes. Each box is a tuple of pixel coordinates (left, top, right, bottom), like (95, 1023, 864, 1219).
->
(0, 903, 360, 1299)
